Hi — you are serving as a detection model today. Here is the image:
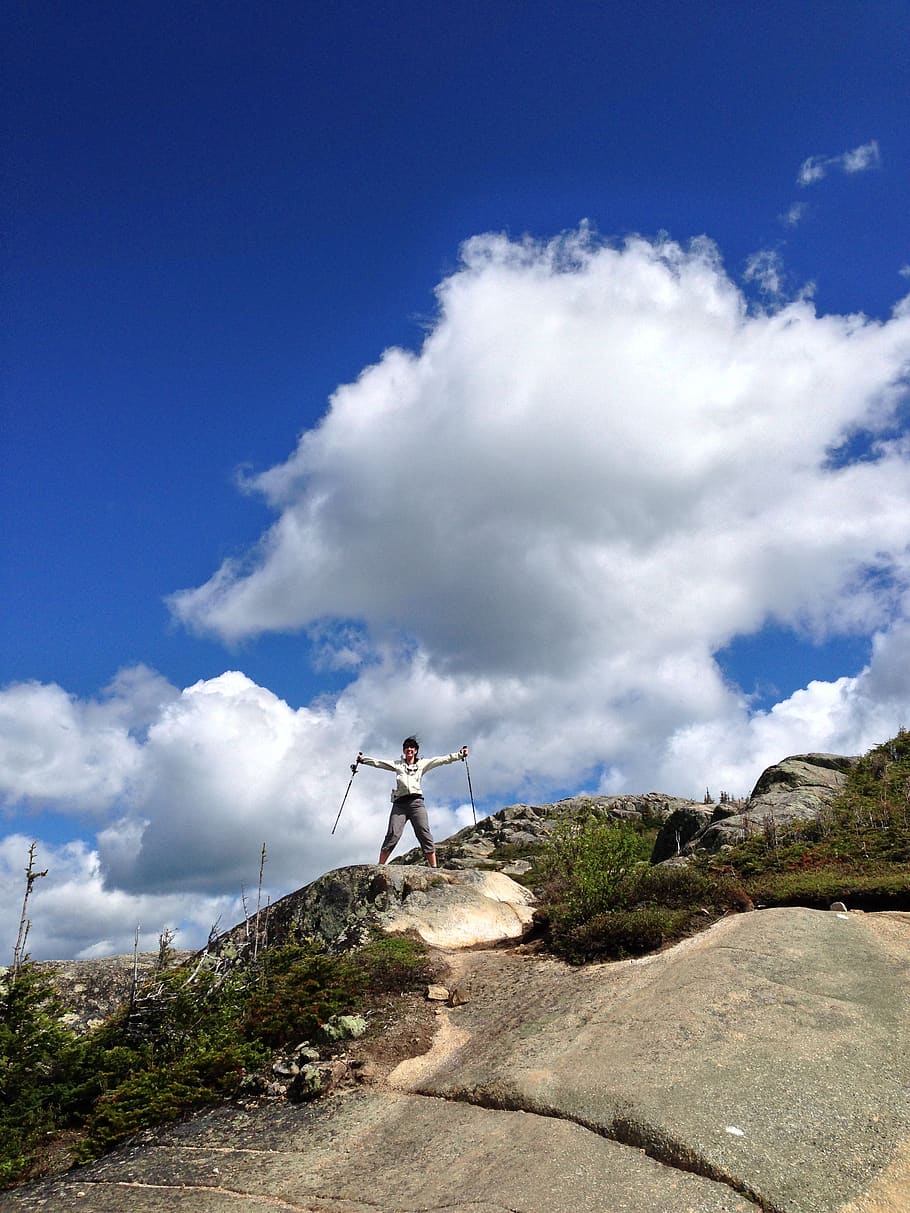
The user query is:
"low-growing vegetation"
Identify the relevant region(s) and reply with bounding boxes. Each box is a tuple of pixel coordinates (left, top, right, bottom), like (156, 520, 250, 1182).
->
(0, 965, 85, 1186)
(534, 731, 909, 963)
(1, 933, 432, 1188)
(533, 814, 751, 963)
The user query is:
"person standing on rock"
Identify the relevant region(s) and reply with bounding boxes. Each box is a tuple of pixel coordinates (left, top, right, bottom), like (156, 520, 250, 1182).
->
(357, 738, 468, 868)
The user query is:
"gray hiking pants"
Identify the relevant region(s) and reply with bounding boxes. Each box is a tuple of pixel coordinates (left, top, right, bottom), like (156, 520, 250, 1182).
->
(382, 794, 434, 855)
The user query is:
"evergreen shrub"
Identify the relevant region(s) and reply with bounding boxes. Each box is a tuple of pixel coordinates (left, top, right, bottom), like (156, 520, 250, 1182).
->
(0, 966, 83, 1185)
(1, 932, 432, 1185)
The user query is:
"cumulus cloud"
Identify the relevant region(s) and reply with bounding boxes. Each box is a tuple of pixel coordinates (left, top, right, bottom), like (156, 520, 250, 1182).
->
(3, 228, 910, 959)
(172, 232, 910, 664)
(0, 834, 241, 961)
(798, 139, 881, 186)
(0, 665, 176, 811)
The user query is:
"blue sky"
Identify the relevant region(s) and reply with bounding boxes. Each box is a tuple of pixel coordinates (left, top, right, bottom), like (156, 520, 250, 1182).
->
(2, 1, 909, 959)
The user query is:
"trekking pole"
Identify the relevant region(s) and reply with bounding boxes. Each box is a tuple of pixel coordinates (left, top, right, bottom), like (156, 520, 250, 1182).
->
(331, 760, 359, 835)
(463, 750, 477, 825)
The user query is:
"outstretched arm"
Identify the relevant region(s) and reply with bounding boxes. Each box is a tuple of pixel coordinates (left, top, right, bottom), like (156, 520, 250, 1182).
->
(357, 753, 398, 773)
(420, 746, 468, 774)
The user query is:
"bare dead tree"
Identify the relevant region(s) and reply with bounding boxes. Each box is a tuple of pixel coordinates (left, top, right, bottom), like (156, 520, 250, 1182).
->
(156, 927, 177, 973)
(129, 924, 142, 1012)
(253, 843, 267, 961)
(12, 842, 48, 979)
(207, 918, 222, 950)
(763, 813, 779, 853)
(240, 883, 250, 940)
(259, 895, 272, 954)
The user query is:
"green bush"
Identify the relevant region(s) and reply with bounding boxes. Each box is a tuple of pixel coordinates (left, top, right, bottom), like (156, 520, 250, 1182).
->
(0, 966, 84, 1185)
(349, 934, 434, 995)
(618, 861, 744, 910)
(73, 961, 269, 1165)
(242, 935, 432, 1050)
(743, 865, 910, 908)
(2, 933, 434, 1186)
(550, 905, 697, 964)
(242, 946, 361, 1049)
(539, 844, 751, 964)
(538, 816, 653, 922)
(77, 1066, 221, 1162)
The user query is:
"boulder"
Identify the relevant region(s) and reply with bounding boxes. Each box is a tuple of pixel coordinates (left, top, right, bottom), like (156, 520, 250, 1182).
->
(32, 951, 192, 1033)
(212, 864, 536, 956)
(376, 868, 535, 948)
(681, 752, 858, 856)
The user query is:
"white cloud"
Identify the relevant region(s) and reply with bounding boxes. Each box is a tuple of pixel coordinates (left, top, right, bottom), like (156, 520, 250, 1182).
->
(0, 835, 241, 962)
(743, 249, 785, 297)
(0, 666, 176, 811)
(797, 156, 827, 186)
(658, 620, 910, 798)
(3, 228, 910, 959)
(172, 232, 910, 665)
(798, 139, 881, 186)
(780, 202, 806, 228)
(842, 140, 882, 174)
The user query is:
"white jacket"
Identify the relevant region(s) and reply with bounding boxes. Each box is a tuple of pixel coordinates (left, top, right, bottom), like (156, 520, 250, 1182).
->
(359, 751, 463, 800)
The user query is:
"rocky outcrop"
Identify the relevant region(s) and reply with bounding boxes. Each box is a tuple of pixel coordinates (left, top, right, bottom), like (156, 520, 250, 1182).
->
(431, 753, 857, 871)
(403, 792, 708, 872)
(213, 863, 536, 956)
(11, 909, 910, 1213)
(751, 752, 857, 806)
(32, 951, 192, 1033)
(674, 752, 858, 857)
